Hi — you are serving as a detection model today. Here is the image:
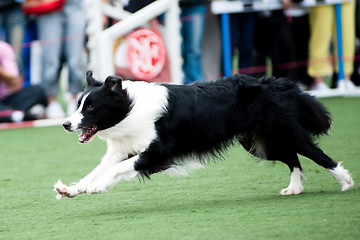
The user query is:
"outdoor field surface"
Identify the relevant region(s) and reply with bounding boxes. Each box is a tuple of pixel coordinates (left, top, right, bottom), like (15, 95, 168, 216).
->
(0, 97, 359, 239)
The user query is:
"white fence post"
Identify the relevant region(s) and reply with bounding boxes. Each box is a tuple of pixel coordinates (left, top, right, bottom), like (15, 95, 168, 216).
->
(164, 0, 183, 84)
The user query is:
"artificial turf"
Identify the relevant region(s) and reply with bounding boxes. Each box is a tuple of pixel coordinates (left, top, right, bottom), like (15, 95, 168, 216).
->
(0, 97, 359, 239)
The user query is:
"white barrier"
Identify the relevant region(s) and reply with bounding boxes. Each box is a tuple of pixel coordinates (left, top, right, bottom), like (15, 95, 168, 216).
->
(211, 0, 353, 14)
(212, 0, 360, 98)
(84, 0, 183, 84)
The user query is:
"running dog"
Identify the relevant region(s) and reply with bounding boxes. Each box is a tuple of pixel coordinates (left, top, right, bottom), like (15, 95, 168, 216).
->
(54, 71, 354, 199)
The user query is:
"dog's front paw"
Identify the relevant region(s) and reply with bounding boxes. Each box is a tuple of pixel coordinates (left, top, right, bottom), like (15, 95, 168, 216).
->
(53, 180, 82, 199)
(54, 180, 70, 199)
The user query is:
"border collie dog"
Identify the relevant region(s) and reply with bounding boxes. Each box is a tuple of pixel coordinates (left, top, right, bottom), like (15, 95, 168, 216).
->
(54, 71, 354, 199)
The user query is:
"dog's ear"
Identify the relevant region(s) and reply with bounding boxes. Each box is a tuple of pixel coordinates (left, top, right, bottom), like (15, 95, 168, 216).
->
(86, 70, 100, 86)
(104, 75, 123, 94)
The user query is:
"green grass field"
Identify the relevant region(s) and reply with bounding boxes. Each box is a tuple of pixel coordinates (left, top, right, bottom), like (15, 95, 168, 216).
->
(1, 97, 359, 240)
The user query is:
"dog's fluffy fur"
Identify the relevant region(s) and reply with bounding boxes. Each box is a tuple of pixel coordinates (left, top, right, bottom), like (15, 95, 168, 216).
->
(54, 71, 354, 199)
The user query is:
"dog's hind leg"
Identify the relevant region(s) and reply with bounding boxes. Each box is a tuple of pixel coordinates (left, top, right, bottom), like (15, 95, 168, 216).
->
(297, 141, 354, 191)
(278, 153, 306, 195)
(240, 135, 306, 195)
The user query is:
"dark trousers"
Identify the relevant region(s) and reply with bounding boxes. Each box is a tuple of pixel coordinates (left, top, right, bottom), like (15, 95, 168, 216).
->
(253, 11, 297, 81)
(0, 85, 46, 122)
(230, 12, 256, 72)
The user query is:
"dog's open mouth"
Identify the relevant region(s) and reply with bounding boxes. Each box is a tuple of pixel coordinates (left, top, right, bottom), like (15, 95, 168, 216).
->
(78, 126, 98, 143)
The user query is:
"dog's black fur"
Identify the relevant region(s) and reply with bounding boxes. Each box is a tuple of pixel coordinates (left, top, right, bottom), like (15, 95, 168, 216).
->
(135, 75, 334, 176)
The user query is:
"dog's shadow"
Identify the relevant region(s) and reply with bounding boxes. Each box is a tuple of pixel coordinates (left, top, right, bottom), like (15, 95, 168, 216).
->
(84, 188, 357, 217)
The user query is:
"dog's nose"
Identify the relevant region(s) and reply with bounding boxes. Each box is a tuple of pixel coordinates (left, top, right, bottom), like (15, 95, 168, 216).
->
(63, 121, 72, 131)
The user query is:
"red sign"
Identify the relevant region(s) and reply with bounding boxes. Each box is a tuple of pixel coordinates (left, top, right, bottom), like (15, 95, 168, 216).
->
(126, 28, 166, 80)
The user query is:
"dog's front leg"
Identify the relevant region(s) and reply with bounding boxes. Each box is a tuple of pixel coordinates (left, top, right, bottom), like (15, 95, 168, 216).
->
(54, 151, 126, 199)
(85, 155, 139, 195)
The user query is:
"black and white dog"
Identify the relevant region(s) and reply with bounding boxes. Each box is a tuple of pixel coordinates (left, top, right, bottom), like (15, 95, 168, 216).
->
(54, 71, 354, 199)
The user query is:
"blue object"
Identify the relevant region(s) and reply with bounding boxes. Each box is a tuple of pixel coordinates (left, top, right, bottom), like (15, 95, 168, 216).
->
(221, 13, 232, 77)
(335, 4, 344, 81)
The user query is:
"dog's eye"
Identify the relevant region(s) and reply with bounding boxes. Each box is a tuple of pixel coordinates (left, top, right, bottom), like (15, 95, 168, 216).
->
(86, 104, 94, 111)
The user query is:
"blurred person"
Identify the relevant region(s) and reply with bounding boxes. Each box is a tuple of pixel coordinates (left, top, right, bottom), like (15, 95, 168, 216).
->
(123, 0, 154, 12)
(0, 0, 27, 75)
(36, 0, 86, 118)
(253, 0, 298, 81)
(0, 40, 46, 123)
(180, 0, 207, 84)
(230, 12, 256, 75)
(287, 4, 313, 89)
(308, 1, 356, 91)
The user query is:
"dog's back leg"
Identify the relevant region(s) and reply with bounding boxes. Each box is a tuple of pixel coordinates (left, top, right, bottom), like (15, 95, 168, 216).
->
(271, 151, 305, 195)
(276, 153, 305, 195)
(297, 141, 354, 191)
(239, 135, 306, 195)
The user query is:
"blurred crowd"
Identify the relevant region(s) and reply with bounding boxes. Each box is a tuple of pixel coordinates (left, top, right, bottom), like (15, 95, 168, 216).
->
(0, 0, 359, 123)
(0, 0, 85, 122)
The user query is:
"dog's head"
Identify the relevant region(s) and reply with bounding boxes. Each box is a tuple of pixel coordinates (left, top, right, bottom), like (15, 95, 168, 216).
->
(63, 71, 132, 143)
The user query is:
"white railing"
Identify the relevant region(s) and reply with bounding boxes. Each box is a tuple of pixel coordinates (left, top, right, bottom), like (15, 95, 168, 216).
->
(84, 0, 183, 84)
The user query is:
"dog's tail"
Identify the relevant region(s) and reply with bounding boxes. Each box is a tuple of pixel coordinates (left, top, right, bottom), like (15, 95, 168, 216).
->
(298, 93, 332, 136)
